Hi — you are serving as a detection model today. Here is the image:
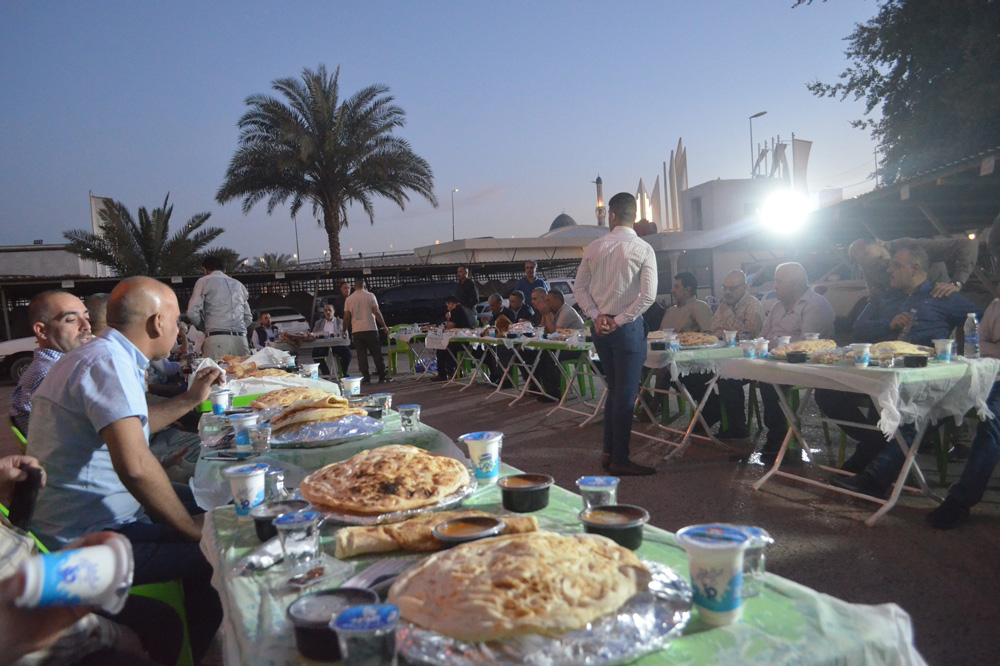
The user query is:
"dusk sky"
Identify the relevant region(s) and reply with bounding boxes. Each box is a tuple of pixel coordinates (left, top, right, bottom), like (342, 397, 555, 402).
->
(1, 1, 878, 263)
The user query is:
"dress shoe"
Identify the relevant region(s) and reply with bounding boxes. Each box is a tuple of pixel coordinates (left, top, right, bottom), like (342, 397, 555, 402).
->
(717, 428, 751, 445)
(829, 473, 885, 499)
(926, 497, 970, 530)
(601, 454, 611, 471)
(608, 460, 656, 476)
(360, 377, 371, 385)
(379, 376, 393, 384)
(948, 444, 970, 462)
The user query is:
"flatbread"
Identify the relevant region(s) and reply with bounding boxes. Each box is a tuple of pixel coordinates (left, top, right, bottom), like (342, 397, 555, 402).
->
(334, 510, 539, 558)
(677, 331, 718, 347)
(250, 387, 340, 410)
(847, 341, 935, 359)
(246, 368, 296, 378)
(769, 339, 837, 359)
(300, 445, 471, 515)
(387, 531, 651, 641)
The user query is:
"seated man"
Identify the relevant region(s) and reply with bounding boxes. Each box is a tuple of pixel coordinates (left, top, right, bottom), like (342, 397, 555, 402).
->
(849, 235, 976, 300)
(530, 287, 549, 327)
(250, 311, 280, 351)
(507, 290, 534, 323)
(535, 288, 586, 401)
(483, 293, 515, 384)
(433, 295, 477, 381)
(27, 276, 224, 665)
(312, 303, 353, 377)
(758, 262, 835, 462)
(9, 290, 92, 435)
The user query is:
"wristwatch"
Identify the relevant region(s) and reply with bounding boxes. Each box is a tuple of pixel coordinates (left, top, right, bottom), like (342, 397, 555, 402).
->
(952, 281, 963, 289)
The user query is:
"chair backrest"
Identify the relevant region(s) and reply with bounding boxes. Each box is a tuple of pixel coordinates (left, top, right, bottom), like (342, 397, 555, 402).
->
(8, 416, 27, 453)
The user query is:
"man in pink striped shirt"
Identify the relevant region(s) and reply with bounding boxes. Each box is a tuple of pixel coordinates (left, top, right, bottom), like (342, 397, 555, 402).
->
(576, 192, 658, 475)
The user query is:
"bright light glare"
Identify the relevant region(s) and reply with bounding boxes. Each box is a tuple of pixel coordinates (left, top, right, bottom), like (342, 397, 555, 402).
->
(760, 190, 816, 234)
(969, 233, 977, 240)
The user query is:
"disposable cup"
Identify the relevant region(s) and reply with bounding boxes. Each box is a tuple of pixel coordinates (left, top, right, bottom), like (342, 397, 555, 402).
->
(210, 389, 232, 415)
(223, 462, 270, 519)
(753, 338, 768, 358)
(371, 393, 393, 411)
(398, 405, 421, 432)
(851, 343, 872, 369)
(229, 413, 260, 454)
(723, 330, 737, 346)
(249, 424, 272, 454)
(458, 431, 502, 484)
(933, 339, 953, 362)
(676, 524, 749, 626)
(301, 363, 321, 380)
(741, 341, 756, 359)
(777, 336, 791, 347)
(804, 332, 820, 340)
(575, 476, 620, 510)
(342, 376, 362, 396)
(668, 336, 680, 351)
(274, 510, 323, 569)
(15, 533, 134, 614)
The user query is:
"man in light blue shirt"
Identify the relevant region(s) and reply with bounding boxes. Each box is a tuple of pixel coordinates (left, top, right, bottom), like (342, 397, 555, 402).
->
(27, 276, 223, 664)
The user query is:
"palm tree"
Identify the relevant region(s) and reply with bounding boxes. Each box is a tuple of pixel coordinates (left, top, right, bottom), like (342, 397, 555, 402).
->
(259, 252, 295, 270)
(216, 64, 438, 268)
(63, 195, 235, 276)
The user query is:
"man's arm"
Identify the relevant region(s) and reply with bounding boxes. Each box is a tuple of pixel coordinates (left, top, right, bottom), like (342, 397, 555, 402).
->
(574, 255, 600, 321)
(102, 417, 201, 541)
(186, 279, 206, 329)
(613, 251, 657, 328)
(147, 367, 221, 433)
(801, 296, 836, 339)
(852, 300, 896, 342)
(372, 300, 389, 333)
(979, 299, 1000, 359)
(240, 287, 253, 328)
(694, 302, 713, 333)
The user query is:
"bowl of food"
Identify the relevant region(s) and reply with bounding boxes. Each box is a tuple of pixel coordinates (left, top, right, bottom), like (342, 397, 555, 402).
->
(432, 515, 506, 548)
(287, 588, 378, 662)
(903, 354, 928, 368)
(498, 473, 554, 513)
(579, 504, 650, 550)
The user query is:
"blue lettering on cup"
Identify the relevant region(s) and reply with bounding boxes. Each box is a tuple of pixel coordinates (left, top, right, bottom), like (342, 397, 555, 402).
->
(691, 570, 743, 612)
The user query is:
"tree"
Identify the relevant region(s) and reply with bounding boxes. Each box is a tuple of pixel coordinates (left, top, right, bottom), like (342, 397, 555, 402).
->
(803, 0, 1000, 184)
(64, 195, 235, 276)
(259, 252, 295, 270)
(216, 64, 438, 268)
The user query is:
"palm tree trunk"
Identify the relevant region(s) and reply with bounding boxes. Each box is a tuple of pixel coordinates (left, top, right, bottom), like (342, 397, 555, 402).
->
(324, 208, 342, 268)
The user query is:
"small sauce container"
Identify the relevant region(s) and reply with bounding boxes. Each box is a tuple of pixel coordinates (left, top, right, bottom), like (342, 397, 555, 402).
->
(363, 406, 383, 419)
(498, 473, 554, 513)
(333, 603, 400, 665)
(505, 332, 518, 339)
(579, 504, 650, 550)
(249, 499, 311, 542)
(287, 588, 378, 662)
(432, 515, 505, 548)
(903, 354, 928, 368)
(649, 341, 666, 351)
(786, 350, 808, 364)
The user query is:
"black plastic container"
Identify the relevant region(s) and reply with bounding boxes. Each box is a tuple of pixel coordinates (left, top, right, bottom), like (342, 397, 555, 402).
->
(579, 504, 650, 550)
(287, 588, 378, 662)
(498, 473, 554, 513)
(432, 515, 505, 548)
(506, 333, 518, 339)
(786, 351, 808, 363)
(650, 341, 666, 351)
(903, 354, 928, 368)
(249, 499, 311, 542)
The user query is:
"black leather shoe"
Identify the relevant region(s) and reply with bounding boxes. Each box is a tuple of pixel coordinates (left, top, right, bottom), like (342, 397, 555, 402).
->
(717, 429, 751, 444)
(601, 454, 611, 471)
(379, 376, 393, 384)
(926, 497, 970, 529)
(608, 460, 656, 476)
(830, 473, 885, 499)
(360, 377, 371, 385)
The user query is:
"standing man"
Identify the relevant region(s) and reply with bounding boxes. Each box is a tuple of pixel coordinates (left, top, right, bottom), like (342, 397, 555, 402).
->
(576, 192, 658, 476)
(514, 260, 548, 303)
(659, 272, 712, 333)
(332, 281, 352, 319)
(312, 303, 353, 377)
(9, 291, 92, 435)
(455, 265, 480, 310)
(344, 277, 391, 385)
(187, 255, 252, 360)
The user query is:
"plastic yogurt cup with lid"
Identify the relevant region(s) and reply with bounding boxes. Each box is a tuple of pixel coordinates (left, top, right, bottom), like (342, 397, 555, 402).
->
(676, 523, 750, 626)
(288, 588, 378, 662)
(458, 431, 502, 484)
(223, 462, 270, 519)
(575, 476, 620, 510)
(333, 603, 400, 666)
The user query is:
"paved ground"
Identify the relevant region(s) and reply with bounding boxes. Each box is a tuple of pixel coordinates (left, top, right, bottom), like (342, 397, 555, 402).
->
(4, 362, 1000, 665)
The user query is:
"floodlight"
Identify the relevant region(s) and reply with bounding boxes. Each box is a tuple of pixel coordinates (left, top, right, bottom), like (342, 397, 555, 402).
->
(760, 190, 815, 234)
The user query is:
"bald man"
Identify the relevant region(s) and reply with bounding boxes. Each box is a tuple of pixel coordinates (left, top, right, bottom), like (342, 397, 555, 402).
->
(26, 277, 223, 664)
(8, 290, 92, 434)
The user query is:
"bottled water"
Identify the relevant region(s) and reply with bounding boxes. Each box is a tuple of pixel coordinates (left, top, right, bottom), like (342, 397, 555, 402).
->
(898, 308, 918, 342)
(964, 313, 980, 359)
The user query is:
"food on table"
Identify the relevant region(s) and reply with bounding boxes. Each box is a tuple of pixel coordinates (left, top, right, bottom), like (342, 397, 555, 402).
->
(218, 354, 251, 365)
(555, 328, 578, 335)
(270, 396, 367, 433)
(387, 531, 651, 641)
(334, 510, 538, 558)
(810, 348, 848, 364)
(677, 332, 718, 347)
(494, 315, 512, 336)
(227, 361, 258, 378)
(250, 387, 341, 410)
(769, 338, 837, 359)
(300, 444, 471, 515)
(847, 341, 934, 359)
(647, 330, 667, 340)
(246, 368, 296, 378)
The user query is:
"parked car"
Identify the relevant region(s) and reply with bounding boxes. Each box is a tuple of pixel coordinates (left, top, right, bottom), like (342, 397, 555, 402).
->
(376, 281, 458, 327)
(251, 306, 309, 335)
(0, 336, 37, 382)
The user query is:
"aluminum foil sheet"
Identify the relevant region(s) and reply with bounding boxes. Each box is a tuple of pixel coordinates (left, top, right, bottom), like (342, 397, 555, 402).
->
(315, 480, 479, 526)
(395, 560, 692, 666)
(679, 341, 725, 350)
(269, 414, 385, 448)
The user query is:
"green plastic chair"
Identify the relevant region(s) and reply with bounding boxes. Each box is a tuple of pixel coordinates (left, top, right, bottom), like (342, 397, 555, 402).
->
(387, 324, 416, 375)
(8, 416, 27, 454)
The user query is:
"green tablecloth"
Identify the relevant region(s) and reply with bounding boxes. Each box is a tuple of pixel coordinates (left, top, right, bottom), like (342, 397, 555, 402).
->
(202, 463, 926, 665)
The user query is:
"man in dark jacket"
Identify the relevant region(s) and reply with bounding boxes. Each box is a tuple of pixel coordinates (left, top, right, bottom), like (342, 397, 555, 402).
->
(508, 290, 534, 322)
(456, 265, 479, 310)
(433, 296, 478, 381)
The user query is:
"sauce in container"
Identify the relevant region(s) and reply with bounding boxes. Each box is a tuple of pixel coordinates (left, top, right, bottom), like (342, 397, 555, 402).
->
(287, 588, 378, 661)
(432, 515, 505, 548)
(579, 504, 650, 550)
(498, 473, 553, 513)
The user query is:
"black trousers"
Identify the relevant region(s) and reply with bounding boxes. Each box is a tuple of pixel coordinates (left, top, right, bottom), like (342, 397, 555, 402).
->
(537, 350, 582, 397)
(814, 389, 890, 470)
(352, 330, 386, 380)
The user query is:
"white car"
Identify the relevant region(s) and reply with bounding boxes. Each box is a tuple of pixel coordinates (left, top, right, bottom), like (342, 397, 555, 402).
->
(0, 336, 38, 382)
(252, 306, 310, 335)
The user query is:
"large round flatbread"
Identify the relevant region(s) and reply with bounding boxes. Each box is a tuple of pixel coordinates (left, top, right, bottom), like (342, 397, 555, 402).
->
(300, 445, 471, 515)
(770, 338, 837, 359)
(388, 532, 651, 641)
(677, 331, 718, 347)
(250, 387, 339, 410)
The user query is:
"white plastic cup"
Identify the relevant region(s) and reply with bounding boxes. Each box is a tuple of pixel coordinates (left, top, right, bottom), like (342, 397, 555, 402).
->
(223, 462, 270, 519)
(753, 338, 768, 359)
(459, 431, 502, 484)
(398, 405, 421, 432)
(15, 533, 134, 614)
(804, 332, 820, 340)
(668, 335, 680, 351)
(776, 335, 791, 347)
(301, 363, 321, 380)
(342, 376, 362, 396)
(575, 476, 620, 510)
(933, 339, 953, 362)
(676, 524, 750, 626)
(210, 388, 232, 415)
(371, 393, 393, 411)
(851, 343, 872, 369)
(229, 413, 260, 455)
(723, 330, 737, 346)
(741, 341, 756, 359)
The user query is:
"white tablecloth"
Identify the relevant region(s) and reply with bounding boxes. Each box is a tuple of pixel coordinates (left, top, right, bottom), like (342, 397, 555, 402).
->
(645, 344, 744, 382)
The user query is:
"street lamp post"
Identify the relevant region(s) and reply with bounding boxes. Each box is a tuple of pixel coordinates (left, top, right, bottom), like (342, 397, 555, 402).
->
(451, 189, 458, 241)
(749, 111, 767, 178)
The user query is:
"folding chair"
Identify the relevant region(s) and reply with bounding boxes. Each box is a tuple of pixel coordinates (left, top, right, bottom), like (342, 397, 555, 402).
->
(8, 416, 27, 454)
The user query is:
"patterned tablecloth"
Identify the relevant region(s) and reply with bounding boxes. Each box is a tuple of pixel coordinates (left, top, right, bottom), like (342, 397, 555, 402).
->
(645, 344, 744, 382)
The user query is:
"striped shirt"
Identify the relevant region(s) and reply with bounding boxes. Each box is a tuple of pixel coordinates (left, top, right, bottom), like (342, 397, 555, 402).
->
(8, 347, 62, 435)
(575, 226, 658, 327)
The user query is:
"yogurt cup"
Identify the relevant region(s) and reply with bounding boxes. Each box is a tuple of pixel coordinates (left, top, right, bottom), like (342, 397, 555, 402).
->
(723, 330, 737, 346)
(16, 533, 134, 614)
(342, 376, 362, 396)
(229, 413, 260, 454)
(668, 335, 680, 351)
(223, 462, 270, 519)
(458, 431, 502, 484)
(753, 338, 768, 359)
(210, 388, 232, 415)
(333, 604, 400, 665)
(676, 523, 750, 626)
(933, 339, 953, 362)
(776, 335, 791, 347)
(300, 362, 321, 380)
(741, 341, 756, 359)
(804, 332, 820, 340)
(851, 343, 872, 369)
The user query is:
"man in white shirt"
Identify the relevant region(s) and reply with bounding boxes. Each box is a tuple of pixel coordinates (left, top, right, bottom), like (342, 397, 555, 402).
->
(187, 256, 252, 359)
(311, 303, 353, 377)
(576, 192, 658, 476)
(344, 278, 391, 384)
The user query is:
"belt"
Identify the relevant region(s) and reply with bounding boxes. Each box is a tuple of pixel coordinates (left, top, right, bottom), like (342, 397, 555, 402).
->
(207, 330, 243, 337)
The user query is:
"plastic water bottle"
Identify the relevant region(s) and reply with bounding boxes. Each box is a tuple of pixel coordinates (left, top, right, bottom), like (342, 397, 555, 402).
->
(898, 308, 918, 342)
(964, 313, 980, 359)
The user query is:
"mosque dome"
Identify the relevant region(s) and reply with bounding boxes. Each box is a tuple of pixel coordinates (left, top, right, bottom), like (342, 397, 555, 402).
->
(549, 213, 577, 232)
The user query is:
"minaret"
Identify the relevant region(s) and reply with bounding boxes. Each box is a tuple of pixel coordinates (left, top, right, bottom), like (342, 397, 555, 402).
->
(594, 175, 606, 227)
